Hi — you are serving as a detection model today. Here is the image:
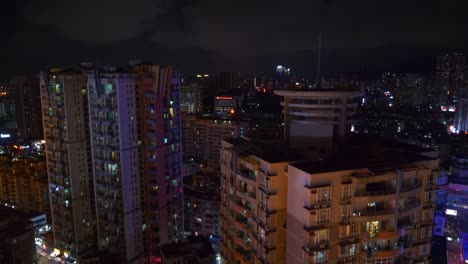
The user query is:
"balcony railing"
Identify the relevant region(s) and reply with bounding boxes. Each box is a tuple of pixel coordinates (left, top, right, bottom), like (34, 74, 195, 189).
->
(398, 201, 420, 212)
(354, 189, 395, 197)
(303, 240, 329, 255)
(259, 169, 277, 177)
(305, 199, 331, 210)
(238, 169, 256, 181)
(353, 208, 394, 217)
(400, 183, 421, 193)
(259, 185, 278, 195)
(340, 196, 352, 205)
(303, 221, 330, 232)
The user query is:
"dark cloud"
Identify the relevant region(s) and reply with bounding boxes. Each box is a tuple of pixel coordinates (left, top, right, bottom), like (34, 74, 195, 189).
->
(23, 0, 163, 43)
(1, 0, 468, 78)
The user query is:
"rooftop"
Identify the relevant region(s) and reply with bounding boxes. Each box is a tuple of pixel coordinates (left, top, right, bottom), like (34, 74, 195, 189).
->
(224, 137, 302, 163)
(292, 150, 431, 175)
(291, 135, 437, 174)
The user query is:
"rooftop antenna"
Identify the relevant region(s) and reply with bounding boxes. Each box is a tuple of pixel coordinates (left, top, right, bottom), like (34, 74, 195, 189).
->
(317, 32, 322, 87)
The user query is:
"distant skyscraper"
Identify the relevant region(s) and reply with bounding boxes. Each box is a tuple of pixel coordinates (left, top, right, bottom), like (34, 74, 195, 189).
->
(454, 89, 468, 133)
(180, 81, 203, 114)
(40, 68, 96, 259)
(274, 65, 291, 90)
(218, 72, 238, 91)
(436, 52, 466, 105)
(13, 76, 43, 140)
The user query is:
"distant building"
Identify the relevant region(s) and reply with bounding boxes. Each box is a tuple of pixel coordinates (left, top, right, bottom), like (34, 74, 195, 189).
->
(380, 72, 425, 107)
(13, 76, 43, 140)
(181, 81, 203, 114)
(160, 235, 216, 264)
(184, 167, 221, 236)
(218, 72, 238, 91)
(0, 156, 49, 219)
(274, 65, 291, 90)
(444, 154, 468, 236)
(182, 113, 247, 166)
(454, 89, 468, 133)
(214, 89, 242, 118)
(274, 89, 362, 154)
(436, 52, 466, 105)
(0, 206, 36, 264)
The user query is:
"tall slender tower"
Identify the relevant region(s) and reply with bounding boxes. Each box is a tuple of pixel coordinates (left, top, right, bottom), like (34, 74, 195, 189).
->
(40, 68, 96, 258)
(87, 65, 183, 263)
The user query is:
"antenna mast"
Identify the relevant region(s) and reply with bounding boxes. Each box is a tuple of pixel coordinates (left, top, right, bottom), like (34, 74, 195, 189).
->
(317, 32, 322, 85)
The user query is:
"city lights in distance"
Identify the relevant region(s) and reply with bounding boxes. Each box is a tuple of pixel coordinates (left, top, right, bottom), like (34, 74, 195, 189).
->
(446, 209, 457, 216)
(216, 96, 233, 100)
(0, 133, 10, 138)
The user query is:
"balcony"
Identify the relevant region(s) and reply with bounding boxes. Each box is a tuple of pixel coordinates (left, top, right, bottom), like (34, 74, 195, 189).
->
(304, 199, 331, 210)
(237, 169, 256, 182)
(338, 255, 357, 264)
(340, 196, 352, 205)
(303, 221, 330, 233)
(256, 217, 277, 233)
(400, 183, 422, 193)
(423, 200, 436, 209)
(303, 240, 329, 255)
(259, 185, 278, 196)
(338, 234, 359, 246)
(353, 190, 396, 203)
(424, 182, 437, 191)
(352, 207, 394, 221)
(339, 216, 352, 225)
(232, 200, 253, 216)
(362, 245, 403, 259)
(259, 169, 277, 177)
(235, 189, 256, 202)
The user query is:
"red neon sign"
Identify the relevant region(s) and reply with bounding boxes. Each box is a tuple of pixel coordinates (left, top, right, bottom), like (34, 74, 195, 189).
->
(216, 96, 233, 100)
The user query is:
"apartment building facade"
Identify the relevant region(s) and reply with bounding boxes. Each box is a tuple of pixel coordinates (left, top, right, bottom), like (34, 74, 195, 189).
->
(286, 151, 438, 264)
(40, 68, 96, 258)
(220, 138, 297, 264)
(88, 65, 183, 263)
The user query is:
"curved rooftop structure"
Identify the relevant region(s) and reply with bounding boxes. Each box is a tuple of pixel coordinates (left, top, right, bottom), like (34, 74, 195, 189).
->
(274, 89, 363, 152)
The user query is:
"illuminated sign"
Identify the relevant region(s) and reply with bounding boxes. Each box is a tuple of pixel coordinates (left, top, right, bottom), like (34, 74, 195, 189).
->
(0, 134, 10, 138)
(446, 209, 457, 216)
(216, 96, 233, 100)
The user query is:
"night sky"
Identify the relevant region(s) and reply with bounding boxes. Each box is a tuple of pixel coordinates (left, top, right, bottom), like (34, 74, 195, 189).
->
(2, 0, 468, 78)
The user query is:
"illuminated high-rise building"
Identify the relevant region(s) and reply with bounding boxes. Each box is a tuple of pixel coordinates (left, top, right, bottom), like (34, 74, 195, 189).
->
(220, 137, 439, 264)
(40, 68, 96, 259)
(41, 64, 183, 263)
(88, 65, 183, 263)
